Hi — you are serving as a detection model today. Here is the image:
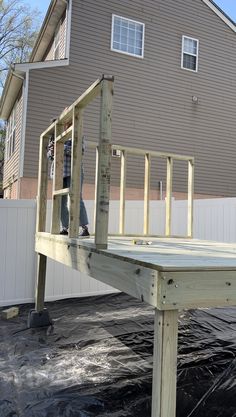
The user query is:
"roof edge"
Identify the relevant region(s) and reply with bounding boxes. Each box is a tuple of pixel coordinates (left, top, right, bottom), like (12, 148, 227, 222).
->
(0, 59, 69, 120)
(202, 0, 236, 32)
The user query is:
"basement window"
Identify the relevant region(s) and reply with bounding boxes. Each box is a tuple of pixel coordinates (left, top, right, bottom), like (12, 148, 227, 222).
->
(111, 15, 145, 58)
(6, 106, 16, 160)
(181, 36, 199, 72)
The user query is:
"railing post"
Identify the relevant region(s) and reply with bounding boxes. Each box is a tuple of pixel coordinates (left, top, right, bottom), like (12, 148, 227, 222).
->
(95, 76, 114, 249)
(187, 159, 194, 238)
(165, 157, 173, 236)
(36, 134, 49, 233)
(51, 123, 64, 234)
(144, 153, 151, 235)
(119, 150, 127, 235)
(68, 107, 83, 238)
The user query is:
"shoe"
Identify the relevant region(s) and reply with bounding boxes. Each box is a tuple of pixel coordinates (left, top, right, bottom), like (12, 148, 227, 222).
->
(60, 228, 68, 235)
(79, 226, 90, 237)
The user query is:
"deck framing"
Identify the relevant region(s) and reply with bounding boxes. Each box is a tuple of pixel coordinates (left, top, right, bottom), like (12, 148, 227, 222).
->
(33, 75, 231, 417)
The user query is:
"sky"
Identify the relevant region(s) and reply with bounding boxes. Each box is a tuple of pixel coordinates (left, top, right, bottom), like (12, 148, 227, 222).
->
(20, 0, 236, 24)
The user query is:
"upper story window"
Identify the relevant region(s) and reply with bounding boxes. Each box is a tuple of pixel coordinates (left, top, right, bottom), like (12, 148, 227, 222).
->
(111, 15, 145, 58)
(6, 106, 16, 160)
(181, 36, 199, 72)
(54, 22, 61, 59)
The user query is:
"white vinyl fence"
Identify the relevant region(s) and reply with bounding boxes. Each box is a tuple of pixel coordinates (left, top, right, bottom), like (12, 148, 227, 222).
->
(1, 197, 236, 307)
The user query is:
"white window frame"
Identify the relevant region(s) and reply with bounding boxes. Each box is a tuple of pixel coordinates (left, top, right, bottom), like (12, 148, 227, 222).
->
(6, 105, 16, 161)
(181, 36, 199, 73)
(111, 14, 145, 59)
(54, 22, 61, 59)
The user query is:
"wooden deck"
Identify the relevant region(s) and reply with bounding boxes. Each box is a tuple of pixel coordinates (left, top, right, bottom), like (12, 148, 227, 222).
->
(36, 233, 236, 311)
(33, 77, 231, 417)
(36, 232, 236, 417)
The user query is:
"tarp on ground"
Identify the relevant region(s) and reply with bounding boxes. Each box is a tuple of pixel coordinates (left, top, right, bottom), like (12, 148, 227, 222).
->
(1, 293, 236, 417)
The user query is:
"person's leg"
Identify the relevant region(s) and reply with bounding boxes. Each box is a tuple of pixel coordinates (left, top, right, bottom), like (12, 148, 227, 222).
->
(60, 176, 70, 233)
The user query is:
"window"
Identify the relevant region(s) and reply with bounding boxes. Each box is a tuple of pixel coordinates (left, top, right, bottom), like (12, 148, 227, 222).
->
(6, 106, 16, 160)
(181, 36, 199, 72)
(54, 22, 61, 59)
(111, 15, 145, 58)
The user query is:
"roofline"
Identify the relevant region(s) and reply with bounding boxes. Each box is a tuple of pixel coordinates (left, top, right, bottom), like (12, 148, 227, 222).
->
(30, 0, 68, 62)
(0, 59, 69, 120)
(202, 0, 236, 32)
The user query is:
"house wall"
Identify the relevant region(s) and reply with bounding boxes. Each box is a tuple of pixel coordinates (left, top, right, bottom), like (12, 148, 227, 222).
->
(22, 0, 236, 198)
(3, 90, 23, 198)
(44, 11, 67, 61)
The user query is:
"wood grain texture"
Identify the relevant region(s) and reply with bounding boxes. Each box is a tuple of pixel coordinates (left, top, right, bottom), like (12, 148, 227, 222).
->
(95, 78, 113, 248)
(152, 309, 178, 417)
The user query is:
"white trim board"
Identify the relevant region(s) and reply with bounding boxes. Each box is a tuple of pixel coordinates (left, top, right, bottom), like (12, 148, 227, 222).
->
(202, 0, 236, 33)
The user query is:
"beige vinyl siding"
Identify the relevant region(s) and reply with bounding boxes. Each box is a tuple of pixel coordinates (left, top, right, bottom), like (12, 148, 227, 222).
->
(24, 0, 236, 197)
(44, 12, 67, 61)
(3, 91, 23, 189)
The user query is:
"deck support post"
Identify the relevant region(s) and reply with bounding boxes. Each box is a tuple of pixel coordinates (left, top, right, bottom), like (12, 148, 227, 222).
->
(152, 309, 178, 417)
(29, 134, 52, 327)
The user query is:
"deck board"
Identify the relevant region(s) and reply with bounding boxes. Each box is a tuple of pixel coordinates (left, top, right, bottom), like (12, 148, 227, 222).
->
(35, 233, 236, 310)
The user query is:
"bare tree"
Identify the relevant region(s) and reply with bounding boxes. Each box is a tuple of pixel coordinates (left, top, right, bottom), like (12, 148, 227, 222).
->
(0, 0, 41, 87)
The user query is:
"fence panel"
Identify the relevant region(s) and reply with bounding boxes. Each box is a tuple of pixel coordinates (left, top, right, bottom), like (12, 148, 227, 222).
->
(1, 197, 236, 306)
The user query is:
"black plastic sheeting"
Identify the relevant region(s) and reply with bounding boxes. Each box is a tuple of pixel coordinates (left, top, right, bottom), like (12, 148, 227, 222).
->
(1, 293, 236, 417)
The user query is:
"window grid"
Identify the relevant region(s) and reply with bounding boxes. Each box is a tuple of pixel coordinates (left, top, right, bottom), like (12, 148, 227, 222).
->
(181, 36, 199, 72)
(111, 15, 145, 58)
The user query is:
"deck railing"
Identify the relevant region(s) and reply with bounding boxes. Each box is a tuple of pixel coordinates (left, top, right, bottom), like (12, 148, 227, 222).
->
(87, 141, 194, 239)
(36, 75, 194, 250)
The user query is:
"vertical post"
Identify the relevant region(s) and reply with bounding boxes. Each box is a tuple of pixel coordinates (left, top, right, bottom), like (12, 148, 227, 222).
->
(144, 153, 151, 235)
(35, 134, 49, 311)
(36, 134, 49, 233)
(30, 132, 51, 326)
(51, 123, 64, 234)
(95, 76, 114, 249)
(119, 150, 127, 235)
(152, 309, 178, 417)
(187, 159, 194, 238)
(68, 107, 83, 238)
(165, 157, 173, 236)
(93, 146, 99, 234)
(35, 254, 47, 311)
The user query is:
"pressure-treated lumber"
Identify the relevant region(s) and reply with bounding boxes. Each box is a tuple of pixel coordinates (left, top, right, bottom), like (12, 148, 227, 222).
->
(119, 150, 127, 234)
(95, 78, 113, 248)
(1, 306, 19, 320)
(36, 135, 49, 233)
(187, 159, 194, 238)
(51, 124, 64, 234)
(152, 309, 178, 417)
(35, 233, 158, 307)
(68, 108, 83, 238)
(165, 157, 173, 236)
(144, 153, 151, 235)
(35, 254, 47, 311)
